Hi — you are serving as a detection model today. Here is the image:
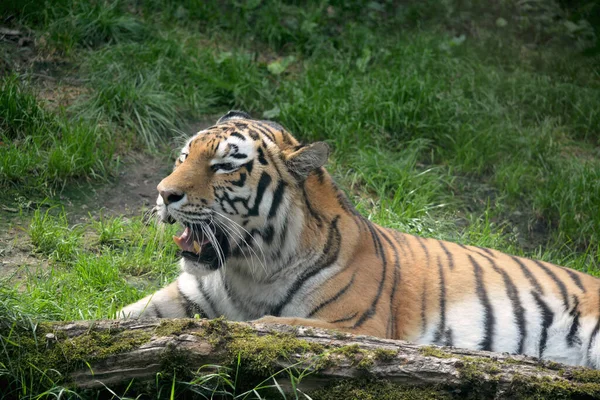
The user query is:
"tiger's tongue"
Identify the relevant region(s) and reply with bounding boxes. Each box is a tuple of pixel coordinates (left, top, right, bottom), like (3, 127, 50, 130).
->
(173, 227, 209, 254)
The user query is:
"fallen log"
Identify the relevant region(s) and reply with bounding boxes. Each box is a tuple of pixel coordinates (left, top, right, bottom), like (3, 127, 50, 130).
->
(8, 318, 600, 399)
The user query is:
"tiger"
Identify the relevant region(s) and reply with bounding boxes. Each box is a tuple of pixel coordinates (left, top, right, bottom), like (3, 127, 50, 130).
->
(120, 110, 600, 368)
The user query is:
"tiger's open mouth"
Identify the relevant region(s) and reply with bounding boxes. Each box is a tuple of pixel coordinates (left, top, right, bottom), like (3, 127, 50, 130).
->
(173, 223, 229, 269)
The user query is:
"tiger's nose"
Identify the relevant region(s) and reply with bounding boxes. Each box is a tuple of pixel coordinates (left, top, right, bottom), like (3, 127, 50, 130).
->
(159, 189, 185, 205)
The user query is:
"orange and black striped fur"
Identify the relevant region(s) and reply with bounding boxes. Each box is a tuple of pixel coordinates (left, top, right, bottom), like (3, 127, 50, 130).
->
(121, 111, 600, 368)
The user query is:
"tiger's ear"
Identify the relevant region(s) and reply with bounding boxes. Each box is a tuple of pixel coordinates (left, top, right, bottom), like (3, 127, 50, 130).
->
(217, 110, 252, 124)
(286, 142, 330, 180)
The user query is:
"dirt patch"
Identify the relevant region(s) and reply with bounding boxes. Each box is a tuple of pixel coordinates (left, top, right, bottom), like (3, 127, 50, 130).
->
(0, 223, 48, 286)
(63, 153, 170, 222)
(65, 120, 214, 221)
(0, 152, 170, 283)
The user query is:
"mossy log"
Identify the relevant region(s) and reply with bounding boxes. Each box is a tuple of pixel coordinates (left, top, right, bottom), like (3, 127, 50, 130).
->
(27, 318, 600, 398)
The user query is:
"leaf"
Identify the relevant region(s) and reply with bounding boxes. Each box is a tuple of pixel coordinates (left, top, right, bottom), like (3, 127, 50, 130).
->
(564, 20, 580, 33)
(367, 1, 385, 11)
(267, 56, 296, 75)
(301, 20, 318, 34)
(262, 106, 281, 119)
(356, 48, 372, 73)
(216, 52, 233, 64)
(450, 34, 466, 47)
(496, 18, 508, 28)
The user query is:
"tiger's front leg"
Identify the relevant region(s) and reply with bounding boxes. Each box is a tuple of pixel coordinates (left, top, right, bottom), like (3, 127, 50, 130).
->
(119, 281, 204, 318)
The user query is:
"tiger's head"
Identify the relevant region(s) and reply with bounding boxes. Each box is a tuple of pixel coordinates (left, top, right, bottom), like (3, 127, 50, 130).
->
(156, 111, 330, 278)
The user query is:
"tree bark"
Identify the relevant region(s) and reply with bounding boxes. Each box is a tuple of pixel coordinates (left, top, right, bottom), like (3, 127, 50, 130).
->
(33, 318, 600, 398)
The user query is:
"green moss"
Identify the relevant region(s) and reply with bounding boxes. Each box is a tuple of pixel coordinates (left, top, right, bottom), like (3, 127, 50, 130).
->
(327, 344, 377, 372)
(509, 374, 600, 399)
(357, 355, 375, 371)
(309, 378, 452, 400)
(333, 331, 350, 340)
(542, 360, 563, 371)
(159, 346, 195, 381)
(503, 357, 525, 365)
(563, 367, 600, 383)
(227, 330, 324, 376)
(154, 319, 198, 337)
(456, 359, 501, 398)
(373, 348, 398, 362)
(50, 327, 152, 365)
(334, 344, 362, 358)
(419, 346, 452, 359)
(4, 322, 153, 389)
(456, 356, 600, 399)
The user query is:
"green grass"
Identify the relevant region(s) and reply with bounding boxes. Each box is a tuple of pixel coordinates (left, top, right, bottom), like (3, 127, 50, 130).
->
(3, 209, 179, 321)
(1, 0, 599, 397)
(0, 75, 114, 196)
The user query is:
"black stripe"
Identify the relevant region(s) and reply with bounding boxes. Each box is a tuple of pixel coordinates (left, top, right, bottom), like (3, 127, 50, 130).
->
(302, 183, 323, 224)
(483, 255, 526, 354)
(307, 271, 357, 318)
(260, 224, 275, 245)
(232, 121, 249, 129)
(587, 290, 600, 367)
(178, 287, 207, 318)
(469, 255, 495, 351)
(331, 312, 358, 324)
(438, 241, 454, 270)
(365, 221, 382, 258)
(533, 260, 569, 309)
(588, 320, 600, 368)
(476, 246, 495, 257)
(433, 256, 447, 345)
(420, 280, 427, 334)
(564, 268, 586, 292)
(415, 236, 430, 261)
(511, 256, 544, 294)
(230, 172, 247, 187)
(220, 272, 255, 317)
(246, 172, 272, 216)
(531, 291, 553, 358)
(211, 162, 238, 172)
(392, 231, 415, 260)
(260, 120, 285, 133)
(567, 296, 581, 347)
(230, 132, 246, 140)
(275, 213, 290, 260)
(271, 217, 341, 316)
(257, 146, 268, 165)
(457, 243, 469, 251)
(314, 167, 325, 184)
(248, 129, 259, 140)
(444, 328, 453, 347)
(231, 153, 247, 159)
(378, 229, 401, 339)
(353, 225, 388, 328)
(244, 160, 254, 174)
(256, 125, 276, 142)
(197, 280, 217, 317)
(268, 181, 286, 219)
(336, 190, 360, 216)
(152, 303, 164, 318)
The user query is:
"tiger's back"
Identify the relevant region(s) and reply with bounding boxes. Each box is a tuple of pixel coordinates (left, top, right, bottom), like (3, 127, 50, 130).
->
(120, 111, 600, 368)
